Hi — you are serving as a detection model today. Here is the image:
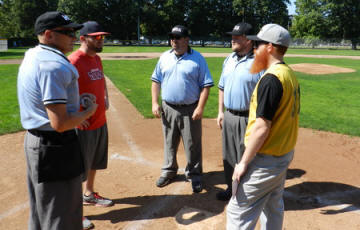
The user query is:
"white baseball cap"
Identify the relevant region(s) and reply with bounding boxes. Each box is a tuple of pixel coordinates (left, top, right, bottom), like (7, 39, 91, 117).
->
(247, 24, 291, 47)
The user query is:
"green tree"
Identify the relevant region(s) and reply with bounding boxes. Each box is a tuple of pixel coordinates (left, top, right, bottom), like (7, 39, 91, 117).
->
(291, 0, 360, 49)
(233, 0, 290, 32)
(0, 0, 57, 39)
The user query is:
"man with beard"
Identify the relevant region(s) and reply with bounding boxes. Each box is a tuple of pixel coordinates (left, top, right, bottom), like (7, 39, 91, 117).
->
(226, 24, 300, 230)
(216, 22, 263, 201)
(151, 25, 214, 193)
(69, 21, 112, 230)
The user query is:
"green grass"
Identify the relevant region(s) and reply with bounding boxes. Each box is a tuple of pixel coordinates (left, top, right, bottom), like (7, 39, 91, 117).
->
(104, 57, 360, 137)
(1, 56, 360, 136)
(0, 65, 22, 135)
(0, 48, 29, 59)
(2, 46, 360, 59)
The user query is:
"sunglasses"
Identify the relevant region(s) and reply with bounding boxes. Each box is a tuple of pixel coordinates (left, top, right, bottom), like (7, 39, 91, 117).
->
(86, 35, 105, 41)
(170, 35, 183, 40)
(254, 40, 269, 49)
(52, 30, 76, 38)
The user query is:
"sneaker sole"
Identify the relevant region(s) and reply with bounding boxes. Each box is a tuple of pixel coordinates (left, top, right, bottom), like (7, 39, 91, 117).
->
(83, 201, 114, 207)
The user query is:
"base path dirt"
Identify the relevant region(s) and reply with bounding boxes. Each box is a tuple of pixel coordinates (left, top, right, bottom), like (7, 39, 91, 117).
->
(1, 76, 360, 229)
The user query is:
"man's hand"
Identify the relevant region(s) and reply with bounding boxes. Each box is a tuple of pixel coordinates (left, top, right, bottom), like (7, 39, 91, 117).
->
(78, 119, 90, 130)
(192, 106, 203, 120)
(152, 103, 161, 118)
(232, 162, 248, 182)
(217, 112, 224, 129)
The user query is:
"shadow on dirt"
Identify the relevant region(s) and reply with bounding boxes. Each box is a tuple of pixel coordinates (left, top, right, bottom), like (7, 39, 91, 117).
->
(87, 168, 360, 224)
(284, 168, 360, 214)
(87, 170, 228, 224)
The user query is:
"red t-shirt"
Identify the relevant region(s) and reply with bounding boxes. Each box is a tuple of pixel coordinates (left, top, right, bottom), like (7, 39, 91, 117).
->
(69, 50, 106, 130)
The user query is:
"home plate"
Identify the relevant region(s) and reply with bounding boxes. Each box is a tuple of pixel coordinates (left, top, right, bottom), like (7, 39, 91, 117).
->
(175, 206, 223, 229)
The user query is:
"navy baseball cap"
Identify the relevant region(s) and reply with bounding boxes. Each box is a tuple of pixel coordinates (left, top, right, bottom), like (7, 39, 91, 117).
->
(80, 21, 110, 36)
(35, 11, 83, 35)
(168, 25, 189, 37)
(226, 22, 254, 36)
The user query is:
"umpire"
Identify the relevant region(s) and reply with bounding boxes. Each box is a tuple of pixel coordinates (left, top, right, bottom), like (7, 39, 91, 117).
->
(17, 12, 97, 230)
(151, 25, 214, 193)
(216, 23, 263, 201)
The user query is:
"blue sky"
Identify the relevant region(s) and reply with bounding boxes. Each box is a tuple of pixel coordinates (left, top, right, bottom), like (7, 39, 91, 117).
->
(287, 0, 296, 15)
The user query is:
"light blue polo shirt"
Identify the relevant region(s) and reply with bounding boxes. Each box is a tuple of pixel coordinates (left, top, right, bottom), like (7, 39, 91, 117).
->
(151, 48, 214, 104)
(17, 44, 80, 130)
(218, 52, 263, 111)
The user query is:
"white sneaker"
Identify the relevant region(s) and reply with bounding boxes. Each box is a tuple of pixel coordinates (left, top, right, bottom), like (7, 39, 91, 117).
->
(82, 217, 94, 230)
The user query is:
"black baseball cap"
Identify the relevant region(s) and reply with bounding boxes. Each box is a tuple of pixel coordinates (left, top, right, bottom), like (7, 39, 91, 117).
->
(80, 21, 110, 36)
(34, 11, 83, 35)
(168, 25, 189, 37)
(226, 22, 254, 36)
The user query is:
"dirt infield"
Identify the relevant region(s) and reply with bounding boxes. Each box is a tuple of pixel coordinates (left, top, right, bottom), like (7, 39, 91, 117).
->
(1, 75, 360, 229)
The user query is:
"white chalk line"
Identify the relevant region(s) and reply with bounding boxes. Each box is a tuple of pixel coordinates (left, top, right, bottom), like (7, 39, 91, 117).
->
(122, 183, 186, 230)
(0, 202, 29, 222)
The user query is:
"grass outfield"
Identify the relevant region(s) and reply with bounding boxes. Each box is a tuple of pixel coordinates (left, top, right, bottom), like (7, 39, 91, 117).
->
(0, 57, 359, 136)
(1, 46, 360, 59)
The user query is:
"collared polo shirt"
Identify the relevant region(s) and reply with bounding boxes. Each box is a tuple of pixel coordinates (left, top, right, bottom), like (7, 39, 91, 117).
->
(17, 44, 80, 130)
(218, 52, 263, 111)
(151, 48, 214, 104)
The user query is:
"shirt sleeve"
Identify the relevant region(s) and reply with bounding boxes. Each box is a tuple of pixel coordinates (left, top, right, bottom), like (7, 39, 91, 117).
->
(256, 73, 283, 121)
(198, 55, 214, 88)
(39, 62, 69, 105)
(218, 56, 229, 90)
(151, 59, 163, 83)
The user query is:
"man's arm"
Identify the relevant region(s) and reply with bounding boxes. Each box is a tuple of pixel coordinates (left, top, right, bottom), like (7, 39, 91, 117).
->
(104, 79, 109, 110)
(192, 86, 210, 120)
(45, 103, 97, 133)
(151, 81, 161, 118)
(232, 117, 271, 181)
(217, 89, 224, 129)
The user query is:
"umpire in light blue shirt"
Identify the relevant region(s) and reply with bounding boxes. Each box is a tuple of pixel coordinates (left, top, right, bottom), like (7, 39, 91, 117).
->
(151, 25, 214, 193)
(216, 23, 263, 201)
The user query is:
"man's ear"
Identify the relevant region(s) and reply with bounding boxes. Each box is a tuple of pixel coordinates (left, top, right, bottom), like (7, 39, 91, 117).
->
(79, 35, 86, 42)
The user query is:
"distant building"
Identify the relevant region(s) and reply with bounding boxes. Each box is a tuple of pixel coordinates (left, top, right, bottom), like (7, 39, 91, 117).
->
(0, 37, 8, 51)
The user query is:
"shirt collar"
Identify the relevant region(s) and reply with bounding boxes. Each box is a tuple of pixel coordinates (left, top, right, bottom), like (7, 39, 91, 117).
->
(38, 43, 70, 63)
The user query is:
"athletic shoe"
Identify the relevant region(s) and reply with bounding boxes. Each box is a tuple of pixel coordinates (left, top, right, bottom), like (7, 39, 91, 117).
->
(216, 189, 231, 201)
(156, 176, 172, 187)
(82, 217, 94, 230)
(83, 192, 114, 207)
(191, 180, 203, 193)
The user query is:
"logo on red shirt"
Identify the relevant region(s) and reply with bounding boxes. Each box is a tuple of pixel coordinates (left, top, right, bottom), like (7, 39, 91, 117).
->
(88, 68, 103, 80)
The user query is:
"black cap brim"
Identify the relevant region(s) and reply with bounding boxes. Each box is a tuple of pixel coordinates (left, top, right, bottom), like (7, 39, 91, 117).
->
(246, 35, 264, 41)
(226, 31, 244, 36)
(168, 32, 189, 37)
(62, 22, 83, 31)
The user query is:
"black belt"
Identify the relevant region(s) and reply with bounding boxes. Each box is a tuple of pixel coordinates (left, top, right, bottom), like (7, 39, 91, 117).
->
(227, 109, 249, 117)
(28, 129, 76, 138)
(165, 101, 198, 107)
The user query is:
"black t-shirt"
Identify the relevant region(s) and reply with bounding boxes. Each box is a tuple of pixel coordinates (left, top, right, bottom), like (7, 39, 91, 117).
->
(256, 73, 283, 121)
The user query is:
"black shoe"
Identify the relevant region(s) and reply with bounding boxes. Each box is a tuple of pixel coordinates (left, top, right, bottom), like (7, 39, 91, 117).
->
(191, 180, 203, 193)
(156, 176, 172, 187)
(216, 189, 231, 201)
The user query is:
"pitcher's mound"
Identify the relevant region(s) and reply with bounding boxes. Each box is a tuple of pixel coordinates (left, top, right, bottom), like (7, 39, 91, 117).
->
(175, 206, 223, 229)
(289, 63, 355, 75)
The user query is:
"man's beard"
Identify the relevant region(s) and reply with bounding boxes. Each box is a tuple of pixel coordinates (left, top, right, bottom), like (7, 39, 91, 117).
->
(94, 47, 103, 53)
(250, 49, 268, 74)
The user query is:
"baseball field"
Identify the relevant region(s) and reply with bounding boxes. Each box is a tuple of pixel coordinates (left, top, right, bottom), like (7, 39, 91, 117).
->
(0, 48, 360, 229)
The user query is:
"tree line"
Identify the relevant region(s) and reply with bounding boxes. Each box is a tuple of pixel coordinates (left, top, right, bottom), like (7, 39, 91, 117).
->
(0, 0, 359, 49)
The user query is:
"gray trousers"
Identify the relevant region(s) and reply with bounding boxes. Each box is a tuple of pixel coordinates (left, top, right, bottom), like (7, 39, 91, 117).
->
(160, 101, 202, 181)
(25, 131, 83, 230)
(226, 151, 294, 230)
(222, 111, 248, 190)
(77, 123, 109, 182)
